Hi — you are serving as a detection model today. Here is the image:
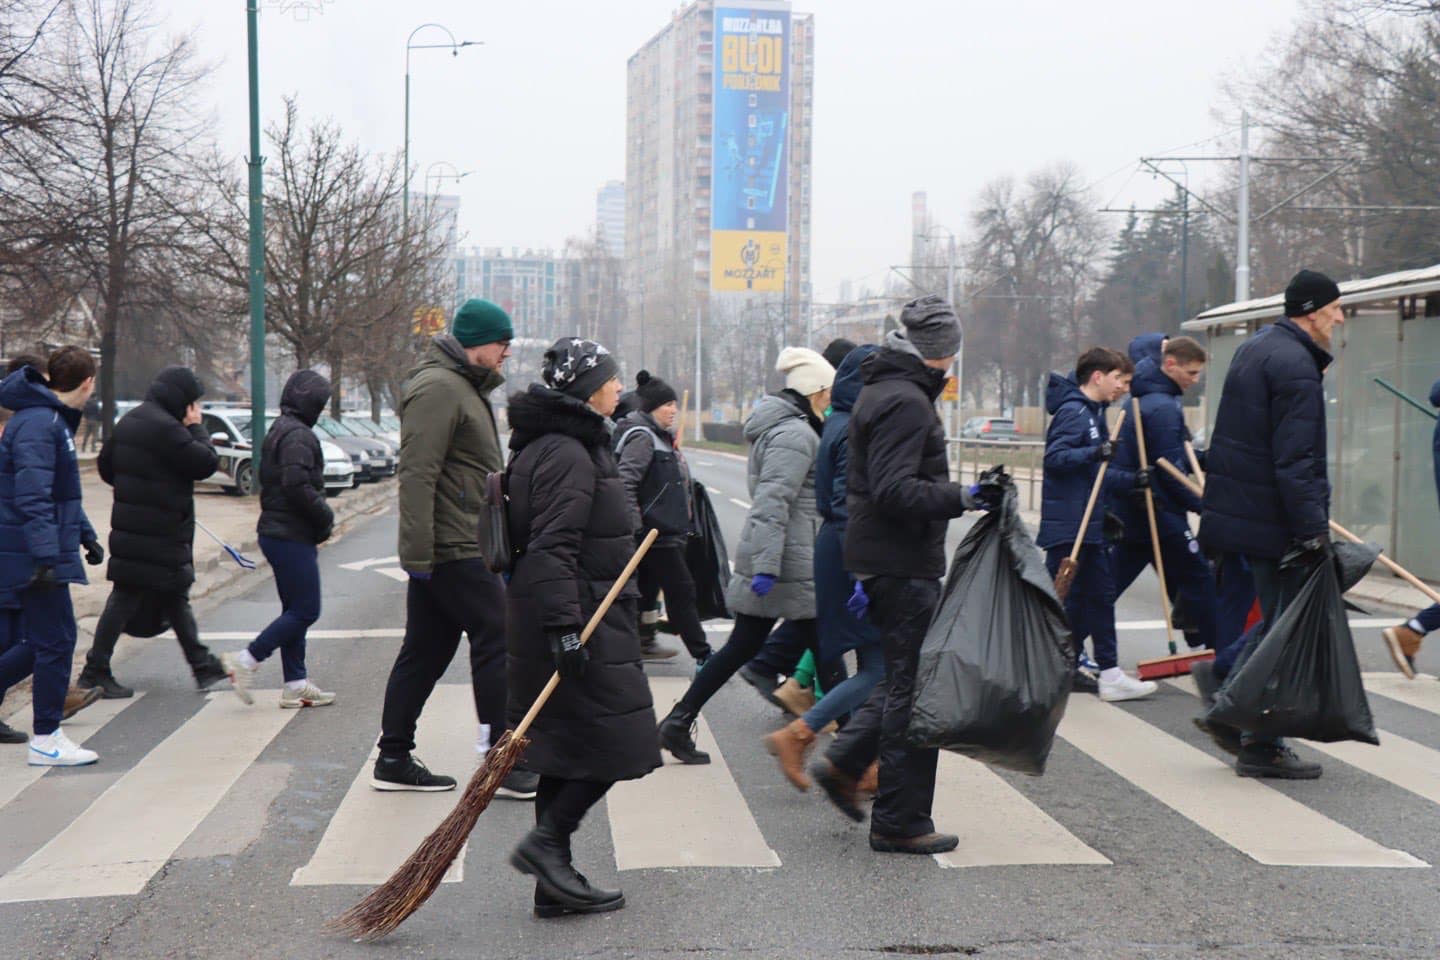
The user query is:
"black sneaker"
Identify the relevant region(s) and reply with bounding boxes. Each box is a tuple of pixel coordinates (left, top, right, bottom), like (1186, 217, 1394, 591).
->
(1190, 659, 1220, 706)
(0, 719, 26, 745)
(738, 663, 784, 708)
(498, 768, 540, 800)
(1192, 716, 1243, 757)
(1235, 743, 1322, 780)
(371, 754, 457, 792)
(639, 637, 679, 661)
(1070, 669, 1099, 695)
(77, 669, 134, 700)
(193, 657, 228, 691)
(869, 831, 959, 855)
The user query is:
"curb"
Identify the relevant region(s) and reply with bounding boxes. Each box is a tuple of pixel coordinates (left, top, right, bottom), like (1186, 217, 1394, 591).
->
(0, 479, 396, 721)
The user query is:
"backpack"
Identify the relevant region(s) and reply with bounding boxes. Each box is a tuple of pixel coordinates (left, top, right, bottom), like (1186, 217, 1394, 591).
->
(615, 425, 691, 536)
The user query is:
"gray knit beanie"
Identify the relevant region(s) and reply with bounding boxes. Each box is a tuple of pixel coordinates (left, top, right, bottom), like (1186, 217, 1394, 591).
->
(900, 294, 962, 359)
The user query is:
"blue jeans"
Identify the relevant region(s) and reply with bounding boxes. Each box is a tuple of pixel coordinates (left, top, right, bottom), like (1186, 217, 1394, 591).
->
(1413, 603, 1440, 634)
(0, 586, 76, 736)
(1044, 543, 1118, 670)
(247, 536, 319, 682)
(802, 641, 883, 732)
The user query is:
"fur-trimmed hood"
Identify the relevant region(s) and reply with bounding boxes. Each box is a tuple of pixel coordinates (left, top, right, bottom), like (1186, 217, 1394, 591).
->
(507, 383, 611, 453)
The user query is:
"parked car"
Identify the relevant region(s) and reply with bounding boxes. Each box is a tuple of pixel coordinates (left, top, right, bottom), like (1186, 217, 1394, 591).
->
(199, 408, 259, 496)
(341, 414, 400, 450)
(313, 415, 396, 481)
(318, 438, 355, 496)
(960, 416, 1020, 440)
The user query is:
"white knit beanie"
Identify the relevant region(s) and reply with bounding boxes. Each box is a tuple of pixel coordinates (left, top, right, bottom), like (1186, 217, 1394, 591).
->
(776, 346, 835, 397)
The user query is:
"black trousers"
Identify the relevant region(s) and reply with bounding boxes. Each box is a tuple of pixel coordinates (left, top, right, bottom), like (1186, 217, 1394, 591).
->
(535, 776, 612, 836)
(378, 559, 507, 758)
(638, 544, 712, 660)
(85, 585, 213, 674)
(825, 576, 942, 839)
(749, 618, 849, 693)
(679, 613, 813, 712)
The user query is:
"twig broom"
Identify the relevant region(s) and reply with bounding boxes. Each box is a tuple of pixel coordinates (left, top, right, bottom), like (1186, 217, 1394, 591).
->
(1054, 408, 1126, 601)
(327, 529, 661, 942)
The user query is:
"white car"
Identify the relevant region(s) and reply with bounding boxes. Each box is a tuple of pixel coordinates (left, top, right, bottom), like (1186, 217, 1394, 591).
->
(319, 438, 354, 496)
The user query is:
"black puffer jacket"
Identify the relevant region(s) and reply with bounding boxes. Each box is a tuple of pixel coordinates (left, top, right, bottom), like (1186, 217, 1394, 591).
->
(1200, 318, 1331, 560)
(257, 371, 334, 545)
(99, 366, 219, 591)
(504, 385, 660, 783)
(845, 343, 970, 580)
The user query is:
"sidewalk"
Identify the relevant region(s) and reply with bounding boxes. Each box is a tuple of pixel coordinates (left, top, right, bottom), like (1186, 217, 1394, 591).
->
(0, 471, 397, 718)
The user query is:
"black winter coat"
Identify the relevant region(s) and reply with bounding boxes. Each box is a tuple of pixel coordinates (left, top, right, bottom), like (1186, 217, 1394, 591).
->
(257, 371, 334, 545)
(504, 385, 661, 782)
(845, 345, 970, 581)
(99, 366, 219, 591)
(1200, 318, 1331, 559)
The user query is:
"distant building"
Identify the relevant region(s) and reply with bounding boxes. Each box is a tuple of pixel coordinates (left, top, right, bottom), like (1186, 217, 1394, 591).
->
(454, 247, 564, 344)
(625, 0, 814, 374)
(596, 181, 625, 260)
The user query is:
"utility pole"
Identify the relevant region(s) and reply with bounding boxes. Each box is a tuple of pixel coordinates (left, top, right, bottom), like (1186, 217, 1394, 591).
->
(245, 0, 267, 461)
(1179, 184, 1189, 326)
(1236, 110, 1250, 301)
(946, 235, 959, 458)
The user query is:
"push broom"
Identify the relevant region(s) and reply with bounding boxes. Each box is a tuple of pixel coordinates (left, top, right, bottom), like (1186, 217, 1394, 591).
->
(1054, 408, 1127, 602)
(327, 529, 660, 942)
(1130, 399, 1187, 677)
(1138, 457, 1216, 679)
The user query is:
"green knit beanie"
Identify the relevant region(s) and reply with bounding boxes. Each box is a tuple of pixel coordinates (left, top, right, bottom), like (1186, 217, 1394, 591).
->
(450, 298, 514, 347)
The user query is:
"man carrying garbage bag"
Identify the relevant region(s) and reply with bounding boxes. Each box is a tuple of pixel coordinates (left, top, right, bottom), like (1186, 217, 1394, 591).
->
(1200, 268, 1345, 779)
(810, 295, 998, 854)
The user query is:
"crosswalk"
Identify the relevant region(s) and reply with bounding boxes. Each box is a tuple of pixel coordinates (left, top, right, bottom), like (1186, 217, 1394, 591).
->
(2, 672, 1440, 904)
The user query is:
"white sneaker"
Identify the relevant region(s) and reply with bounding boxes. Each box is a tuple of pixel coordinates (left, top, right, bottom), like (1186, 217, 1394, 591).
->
(1099, 672, 1158, 702)
(279, 681, 335, 708)
(220, 651, 256, 705)
(28, 729, 98, 767)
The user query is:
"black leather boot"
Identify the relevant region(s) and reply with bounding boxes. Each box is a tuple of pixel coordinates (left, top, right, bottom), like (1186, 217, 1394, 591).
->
(512, 824, 623, 911)
(77, 667, 134, 699)
(658, 704, 710, 764)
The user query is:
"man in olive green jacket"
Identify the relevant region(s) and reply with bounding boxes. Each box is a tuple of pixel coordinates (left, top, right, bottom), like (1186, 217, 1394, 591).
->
(373, 300, 535, 797)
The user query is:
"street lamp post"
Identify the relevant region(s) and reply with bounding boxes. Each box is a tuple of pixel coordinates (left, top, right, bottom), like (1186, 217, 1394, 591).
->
(918, 225, 961, 466)
(246, 0, 265, 460)
(403, 24, 479, 228)
(423, 160, 471, 196)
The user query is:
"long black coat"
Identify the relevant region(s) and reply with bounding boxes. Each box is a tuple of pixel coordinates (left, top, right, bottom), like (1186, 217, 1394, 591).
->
(257, 371, 334, 545)
(99, 367, 219, 591)
(1200, 318, 1331, 560)
(504, 385, 660, 783)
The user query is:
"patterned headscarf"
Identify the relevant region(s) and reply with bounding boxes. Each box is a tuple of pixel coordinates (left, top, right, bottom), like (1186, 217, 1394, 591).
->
(542, 337, 620, 400)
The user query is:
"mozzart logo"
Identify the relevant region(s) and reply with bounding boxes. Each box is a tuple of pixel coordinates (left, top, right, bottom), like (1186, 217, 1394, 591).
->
(723, 235, 780, 288)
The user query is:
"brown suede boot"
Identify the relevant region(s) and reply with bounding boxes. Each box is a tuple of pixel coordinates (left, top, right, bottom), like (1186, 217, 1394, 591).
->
(772, 677, 815, 718)
(1383, 623, 1423, 679)
(62, 686, 102, 720)
(763, 718, 817, 791)
(856, 761, 879, 797)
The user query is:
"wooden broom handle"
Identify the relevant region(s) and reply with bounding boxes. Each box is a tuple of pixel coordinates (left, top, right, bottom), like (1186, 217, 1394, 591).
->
(1183, 440, 1205, 485)
(512, 529, 660, 739)
(676, 389, 690, 449)
(1328, 520, 1440, 606)
(1154, 457, 1204, 498)
(1132, 398, 1176, 650)
(1067, 408, 1127, 566)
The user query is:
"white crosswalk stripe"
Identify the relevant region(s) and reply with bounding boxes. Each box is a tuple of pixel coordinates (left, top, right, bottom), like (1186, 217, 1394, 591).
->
(6, 672, 1440, 904)
(0, 696, 140, 812)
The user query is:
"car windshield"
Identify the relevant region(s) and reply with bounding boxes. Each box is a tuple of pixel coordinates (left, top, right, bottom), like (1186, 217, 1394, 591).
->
(380, 416, 400, 431)
(226, 415, 254, 441)
(346, 418, 380, 436)
(319, 416, 356, 437)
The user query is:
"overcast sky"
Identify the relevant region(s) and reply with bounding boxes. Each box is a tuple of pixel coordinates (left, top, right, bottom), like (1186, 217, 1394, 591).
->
(160, 0, 1303, 302)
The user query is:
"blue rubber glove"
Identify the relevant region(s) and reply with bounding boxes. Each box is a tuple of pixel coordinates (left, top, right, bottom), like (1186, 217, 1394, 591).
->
(407, 569, 432, 582)
(846, 580, 869, 620)
(967, 483, 1002, 512)
(750, 573, 776, 597)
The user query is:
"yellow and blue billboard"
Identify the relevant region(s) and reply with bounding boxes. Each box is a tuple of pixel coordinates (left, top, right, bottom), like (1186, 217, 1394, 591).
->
(710, 4, 789, 293)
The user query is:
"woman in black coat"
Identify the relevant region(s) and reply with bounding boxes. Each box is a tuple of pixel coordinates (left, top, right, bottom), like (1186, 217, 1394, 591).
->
(505, 337, 660, 919)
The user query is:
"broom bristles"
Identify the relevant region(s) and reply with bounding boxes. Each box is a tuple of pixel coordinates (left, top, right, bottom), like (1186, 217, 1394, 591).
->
(325, 729, 530, 942)
(1054, 558, 1077, 602)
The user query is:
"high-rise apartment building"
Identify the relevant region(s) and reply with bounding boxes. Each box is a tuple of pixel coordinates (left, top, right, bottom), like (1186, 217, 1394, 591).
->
(625, 0, 813, 375)
(596, 180, 626, 260)
(454, 247, 564, 344)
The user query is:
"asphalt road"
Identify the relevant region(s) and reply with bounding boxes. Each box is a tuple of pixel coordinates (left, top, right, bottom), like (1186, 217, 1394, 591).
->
(2, 449, 1439, 960)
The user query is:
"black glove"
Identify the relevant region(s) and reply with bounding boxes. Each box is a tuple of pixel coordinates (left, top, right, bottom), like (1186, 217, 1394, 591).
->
(1096, 440, 1114, 462)
(1103, 510, 1126, 543)
(82, 540, 104, 566)
(1290, 535, 1331, 561)
(26, 565, 58, 591)
(1133, 467, 1151, 491)
(548, 628, 588, 680)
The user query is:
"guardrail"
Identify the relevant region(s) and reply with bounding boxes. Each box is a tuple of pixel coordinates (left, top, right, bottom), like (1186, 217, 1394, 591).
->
(949, 437, 1045, 512)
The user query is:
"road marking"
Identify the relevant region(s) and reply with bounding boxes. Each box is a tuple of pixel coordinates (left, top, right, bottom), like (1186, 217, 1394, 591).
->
(374, 567, 409, 582)
(1362, 673, 1440, 717)
(728, 498, 751, 510)
(292, 684, 476, 886)
(607, 677, 779, 870)
(197, 629, 406, 641)
(1114, 617, 1395, 632)
(694, 459, 716, 467)
(0, 694, 297, 903)
(1057, 695, 1425, 867)
(0, 697, 141, 813)
(339, 556, 400, 571)
(1170, 676, 1440, 810)
(933, 753, 1110, 868)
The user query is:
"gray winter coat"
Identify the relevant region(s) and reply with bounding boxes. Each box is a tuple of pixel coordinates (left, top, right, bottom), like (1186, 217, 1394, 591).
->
(615, 409, 692, 547)
(725, 392, 821, 620)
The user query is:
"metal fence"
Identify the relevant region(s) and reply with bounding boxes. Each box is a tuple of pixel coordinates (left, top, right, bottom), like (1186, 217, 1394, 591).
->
(949, 438, 1045, 514)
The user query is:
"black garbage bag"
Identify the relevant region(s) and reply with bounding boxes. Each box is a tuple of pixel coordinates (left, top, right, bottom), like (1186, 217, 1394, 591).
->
(124, 593, 172, 639)
(1207, 543, 1379, 745)
(687, 480, 732, 621)
(906, 468, 1073, 775)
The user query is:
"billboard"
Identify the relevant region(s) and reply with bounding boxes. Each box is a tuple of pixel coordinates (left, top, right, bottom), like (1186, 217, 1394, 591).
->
(710, 4, 790, 293)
